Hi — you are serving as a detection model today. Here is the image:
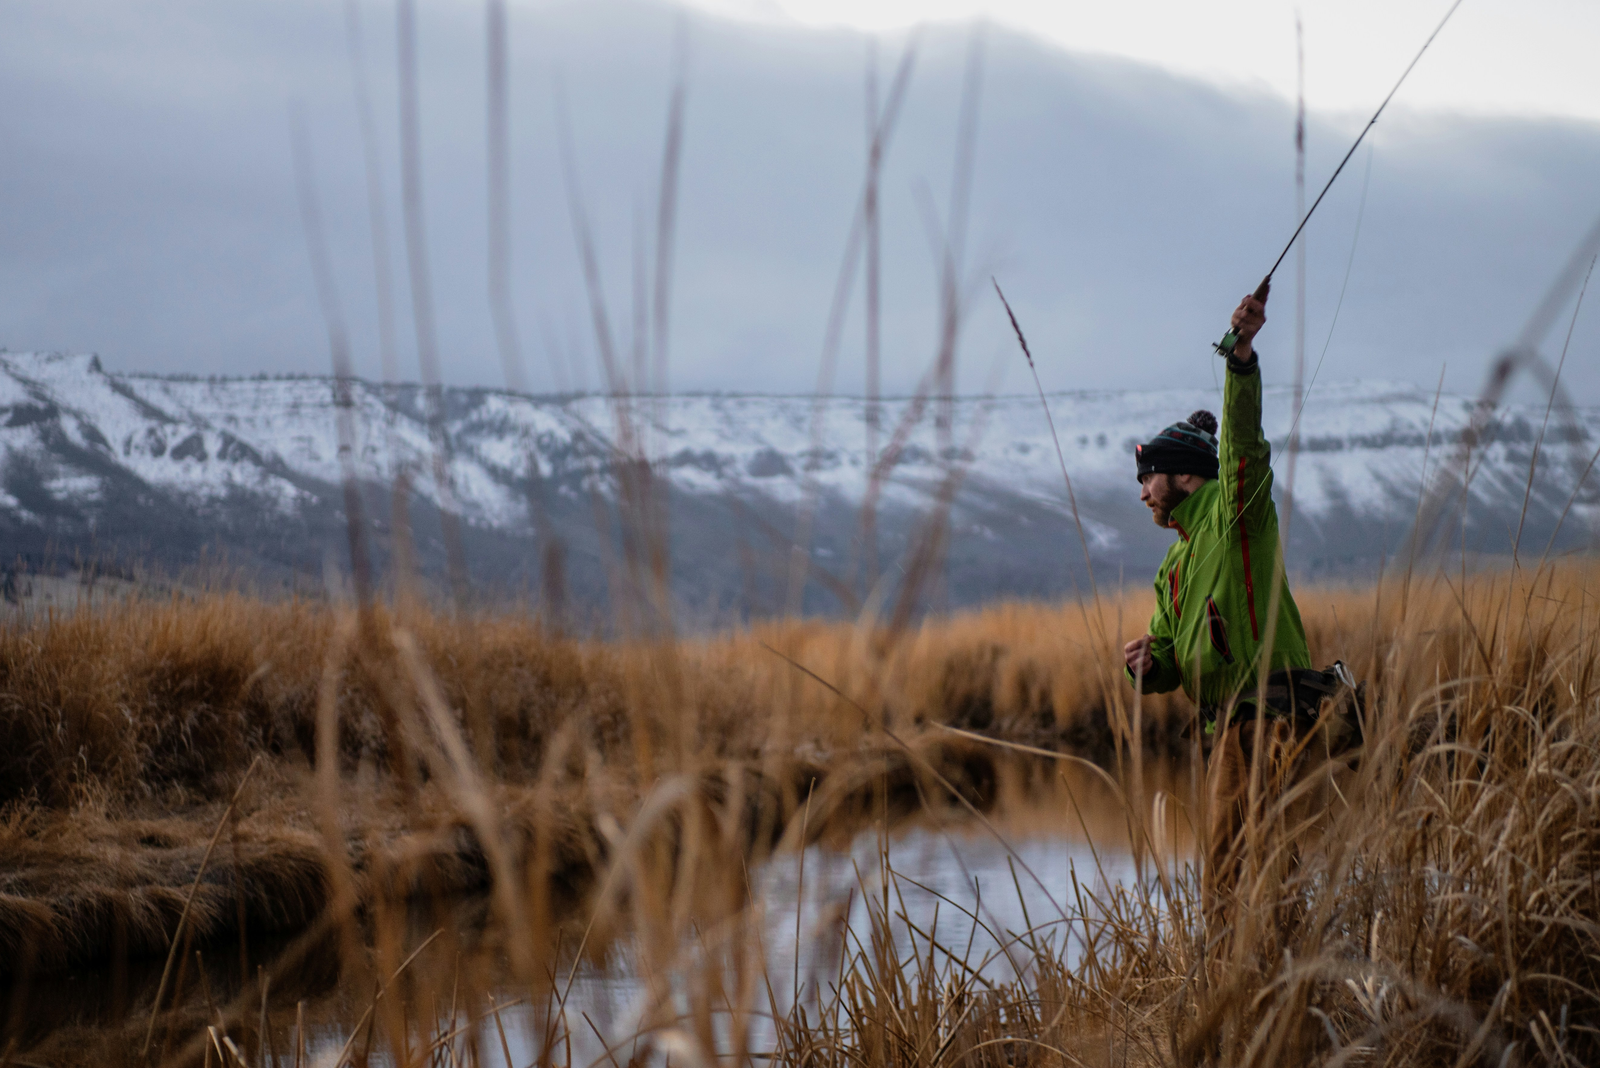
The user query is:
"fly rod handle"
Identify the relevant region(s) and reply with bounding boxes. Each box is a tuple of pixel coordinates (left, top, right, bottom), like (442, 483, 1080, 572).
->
(1213, 274, 1273, 357)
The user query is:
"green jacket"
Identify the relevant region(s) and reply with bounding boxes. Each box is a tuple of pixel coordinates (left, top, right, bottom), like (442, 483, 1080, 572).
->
(1127, 357, 1311, 708)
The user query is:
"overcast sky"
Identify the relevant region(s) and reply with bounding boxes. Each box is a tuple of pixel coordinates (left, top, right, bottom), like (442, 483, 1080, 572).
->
(708, 0, 1600, 122)
(1, 0, 1597, 405)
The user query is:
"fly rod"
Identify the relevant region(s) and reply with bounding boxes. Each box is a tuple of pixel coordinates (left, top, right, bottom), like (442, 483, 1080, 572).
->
(1214, 0, 1467, 356)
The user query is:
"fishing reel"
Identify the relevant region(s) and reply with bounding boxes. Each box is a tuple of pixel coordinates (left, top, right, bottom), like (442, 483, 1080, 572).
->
(1213, 274, 1273, 357)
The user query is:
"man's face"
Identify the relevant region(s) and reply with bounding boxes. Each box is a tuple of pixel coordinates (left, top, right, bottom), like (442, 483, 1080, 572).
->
(1139, 472, 1191, 528)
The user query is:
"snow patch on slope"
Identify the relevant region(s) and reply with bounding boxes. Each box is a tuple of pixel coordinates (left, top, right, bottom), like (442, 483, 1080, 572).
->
(0, 353, 1592, 544)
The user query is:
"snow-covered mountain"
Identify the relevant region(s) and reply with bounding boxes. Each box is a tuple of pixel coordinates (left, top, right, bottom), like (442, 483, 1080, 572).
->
(1, 351, 1595, 613)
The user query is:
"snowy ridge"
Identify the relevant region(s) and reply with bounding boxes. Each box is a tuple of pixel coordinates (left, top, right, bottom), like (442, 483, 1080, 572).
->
(0, 351, 1594, 591)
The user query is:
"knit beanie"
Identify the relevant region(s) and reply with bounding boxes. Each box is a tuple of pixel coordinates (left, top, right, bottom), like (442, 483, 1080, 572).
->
(1134, 410, 1219, 482)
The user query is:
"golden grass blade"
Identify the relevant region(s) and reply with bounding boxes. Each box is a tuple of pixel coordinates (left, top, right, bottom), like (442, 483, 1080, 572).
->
(324, 929, 446, 1068)
(141, 755, 263, 1059)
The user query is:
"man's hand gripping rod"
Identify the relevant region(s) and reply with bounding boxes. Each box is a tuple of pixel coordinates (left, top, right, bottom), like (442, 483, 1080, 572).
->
(1213, 0, 1466, 357)
(1215, 274, 1274, 357)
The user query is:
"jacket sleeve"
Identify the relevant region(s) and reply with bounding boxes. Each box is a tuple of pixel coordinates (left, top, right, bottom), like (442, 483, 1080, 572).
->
(1218, 353, 1274, 530)
(1126, 573, 1183, 694)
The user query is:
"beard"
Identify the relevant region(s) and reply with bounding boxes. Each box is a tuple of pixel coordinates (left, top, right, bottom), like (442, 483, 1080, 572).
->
(1145, 477, 1193, 528)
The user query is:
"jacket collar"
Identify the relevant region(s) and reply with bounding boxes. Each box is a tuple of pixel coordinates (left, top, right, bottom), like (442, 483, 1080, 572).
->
(1168, 479, 1215, 542)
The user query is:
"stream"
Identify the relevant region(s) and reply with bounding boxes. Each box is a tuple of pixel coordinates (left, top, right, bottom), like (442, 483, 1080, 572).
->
(5, 768, 1195, 1065)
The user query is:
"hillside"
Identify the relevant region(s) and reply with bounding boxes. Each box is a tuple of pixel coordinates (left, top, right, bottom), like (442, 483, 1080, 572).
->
(0, 351, 1593, 614)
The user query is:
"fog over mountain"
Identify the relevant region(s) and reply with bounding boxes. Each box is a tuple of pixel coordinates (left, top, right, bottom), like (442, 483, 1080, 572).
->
(2, 0, 1599, 406)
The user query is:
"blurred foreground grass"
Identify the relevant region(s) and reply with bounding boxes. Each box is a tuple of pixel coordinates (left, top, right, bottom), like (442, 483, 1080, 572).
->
(1, 562, 1597, 1065)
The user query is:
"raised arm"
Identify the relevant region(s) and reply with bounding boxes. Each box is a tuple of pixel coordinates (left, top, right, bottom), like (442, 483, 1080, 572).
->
(1218, 294, 1274, 529)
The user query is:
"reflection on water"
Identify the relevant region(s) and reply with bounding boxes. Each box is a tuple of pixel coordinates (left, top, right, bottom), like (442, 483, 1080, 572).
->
(3, 765, 1197, 1065)
(455, 824, 1141, 1068)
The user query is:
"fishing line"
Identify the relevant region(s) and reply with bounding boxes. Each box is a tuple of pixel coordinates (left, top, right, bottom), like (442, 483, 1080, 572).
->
(1132, 143, 1377, 645)
(1516, 253, 1596, 562)
(998, 0, 1465, 680)
(1281, 143, 1376, 469)
(1125, 0, 1462, 635)
(1214, 0, 1466, 356)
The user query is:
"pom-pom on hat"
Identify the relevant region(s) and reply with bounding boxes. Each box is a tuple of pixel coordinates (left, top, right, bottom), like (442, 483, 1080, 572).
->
(1134, 409, 1219, 482)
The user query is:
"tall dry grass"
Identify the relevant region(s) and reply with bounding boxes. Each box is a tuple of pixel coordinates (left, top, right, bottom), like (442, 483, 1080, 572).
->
(1, 561, 1598, 1065)
(769, 562, 1600, 1068)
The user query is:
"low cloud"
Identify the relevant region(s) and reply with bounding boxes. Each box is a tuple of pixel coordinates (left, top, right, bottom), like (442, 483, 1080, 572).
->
(1, 0, 1597, 405)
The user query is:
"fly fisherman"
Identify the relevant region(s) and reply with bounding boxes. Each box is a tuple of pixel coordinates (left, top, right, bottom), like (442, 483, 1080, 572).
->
(1121, 293, 1351, 913)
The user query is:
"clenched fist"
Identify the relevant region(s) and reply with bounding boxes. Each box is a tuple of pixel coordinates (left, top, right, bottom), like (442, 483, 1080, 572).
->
(1124, 635, 1154, 676)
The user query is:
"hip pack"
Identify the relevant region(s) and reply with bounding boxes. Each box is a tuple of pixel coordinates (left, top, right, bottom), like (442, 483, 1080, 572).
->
(1201, 660, 1366, 755)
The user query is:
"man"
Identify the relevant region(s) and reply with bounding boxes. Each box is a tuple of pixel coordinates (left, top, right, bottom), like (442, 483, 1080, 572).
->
(1121, 293, 1327, 908)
